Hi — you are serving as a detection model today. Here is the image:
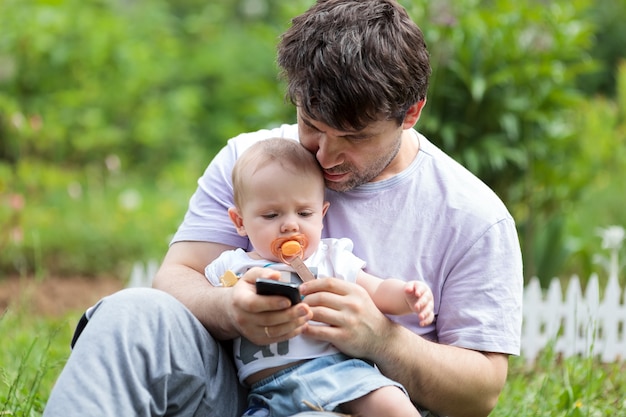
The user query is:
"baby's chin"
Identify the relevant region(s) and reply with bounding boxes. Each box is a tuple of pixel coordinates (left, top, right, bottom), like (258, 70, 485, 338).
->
(255, 250, 283, 263)
(246, 250, 278, 262)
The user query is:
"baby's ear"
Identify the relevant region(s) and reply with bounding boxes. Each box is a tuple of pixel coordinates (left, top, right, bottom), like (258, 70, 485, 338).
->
(322, 201, 330, 217)
(228, 207, 247, 237)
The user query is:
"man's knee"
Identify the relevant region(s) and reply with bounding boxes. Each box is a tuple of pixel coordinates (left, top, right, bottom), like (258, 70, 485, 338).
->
(71, 287, 193, 348)
(94, 287, 181, 314)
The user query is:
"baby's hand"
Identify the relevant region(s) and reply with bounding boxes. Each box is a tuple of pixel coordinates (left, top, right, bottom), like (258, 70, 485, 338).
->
(404, 281, 434, 327)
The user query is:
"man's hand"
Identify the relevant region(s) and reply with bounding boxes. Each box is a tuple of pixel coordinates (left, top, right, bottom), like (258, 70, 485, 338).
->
(299, 277, 389, 359)
(154, 242, 312, 342)
(231, 267, 312, 345)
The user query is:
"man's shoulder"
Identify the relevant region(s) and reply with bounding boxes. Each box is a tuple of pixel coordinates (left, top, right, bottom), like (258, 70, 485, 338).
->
(417, 134, 510, 218)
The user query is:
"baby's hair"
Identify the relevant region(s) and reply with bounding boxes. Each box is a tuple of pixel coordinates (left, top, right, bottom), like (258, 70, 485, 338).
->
(231, 138, 324, 208)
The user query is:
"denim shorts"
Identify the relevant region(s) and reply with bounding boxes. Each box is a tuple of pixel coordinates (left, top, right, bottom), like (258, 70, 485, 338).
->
(247, 353, 408, 416)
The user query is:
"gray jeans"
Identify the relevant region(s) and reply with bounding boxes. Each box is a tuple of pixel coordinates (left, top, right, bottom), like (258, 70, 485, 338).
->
(44, 288, 248, 417)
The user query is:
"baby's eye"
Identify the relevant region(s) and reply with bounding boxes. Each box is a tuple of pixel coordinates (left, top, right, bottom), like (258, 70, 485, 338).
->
(298, 211, 313, 217)
(261, 213, 278, 219)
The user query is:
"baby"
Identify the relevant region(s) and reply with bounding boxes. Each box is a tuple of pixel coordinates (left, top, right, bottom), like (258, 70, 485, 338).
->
(205, 138, 433, 417)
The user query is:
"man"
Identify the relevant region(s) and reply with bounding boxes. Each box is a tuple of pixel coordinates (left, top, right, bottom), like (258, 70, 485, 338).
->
(44, 1, 522, 416)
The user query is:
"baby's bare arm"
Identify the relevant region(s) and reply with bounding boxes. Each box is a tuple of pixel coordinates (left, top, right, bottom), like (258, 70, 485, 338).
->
(356, 271, 433, 323)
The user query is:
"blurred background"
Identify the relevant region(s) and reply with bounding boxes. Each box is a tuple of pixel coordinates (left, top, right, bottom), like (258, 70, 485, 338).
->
(1, 0, 625, 289)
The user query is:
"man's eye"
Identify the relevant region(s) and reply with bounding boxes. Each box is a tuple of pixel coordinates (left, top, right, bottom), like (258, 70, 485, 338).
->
(345, 135, 369, 142)
(302, 120, 320, 132)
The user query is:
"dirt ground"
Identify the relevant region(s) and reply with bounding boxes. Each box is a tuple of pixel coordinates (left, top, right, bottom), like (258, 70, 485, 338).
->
(0, 275, 125, 316)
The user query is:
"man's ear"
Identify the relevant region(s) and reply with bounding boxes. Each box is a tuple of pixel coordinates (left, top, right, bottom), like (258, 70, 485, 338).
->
(402, 99, 427, 130)
(228, 207, 247, 237)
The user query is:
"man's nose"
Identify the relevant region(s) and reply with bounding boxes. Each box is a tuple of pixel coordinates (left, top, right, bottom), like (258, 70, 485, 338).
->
(316, 135, 341, 169)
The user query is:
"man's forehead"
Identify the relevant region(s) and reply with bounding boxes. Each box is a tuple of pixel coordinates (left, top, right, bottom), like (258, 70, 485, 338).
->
(297, 109, 386, 136)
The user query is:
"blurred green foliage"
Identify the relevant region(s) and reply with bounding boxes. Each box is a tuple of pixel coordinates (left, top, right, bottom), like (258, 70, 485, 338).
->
(0, 0, 310, 278)
(561, 62, 626, 283)
(0, 0, 625, 283)
(577, 0, 626, 97)
(0, 0, 302, 173)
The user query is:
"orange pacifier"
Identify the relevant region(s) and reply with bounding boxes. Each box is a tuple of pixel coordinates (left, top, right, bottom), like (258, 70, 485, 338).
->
(270, 234, 315, 282)
(271, 234, 309, 263)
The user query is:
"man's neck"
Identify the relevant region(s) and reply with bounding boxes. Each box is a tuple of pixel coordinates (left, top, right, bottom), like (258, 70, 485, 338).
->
(379, 129, 420, 180)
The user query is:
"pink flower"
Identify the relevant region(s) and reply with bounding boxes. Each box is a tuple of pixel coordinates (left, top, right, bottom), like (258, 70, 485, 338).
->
(9, 194, 24, 211)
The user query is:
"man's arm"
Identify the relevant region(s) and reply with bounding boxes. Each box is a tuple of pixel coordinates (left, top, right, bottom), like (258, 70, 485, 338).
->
(377, 324, 508, 417)
(300, 278, 508, 417)
(153, 241, 241, 339)
(153, 241, 312, 342)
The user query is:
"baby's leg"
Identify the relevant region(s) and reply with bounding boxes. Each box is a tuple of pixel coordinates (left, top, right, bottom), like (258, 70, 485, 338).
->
(339, 386, 421, 417)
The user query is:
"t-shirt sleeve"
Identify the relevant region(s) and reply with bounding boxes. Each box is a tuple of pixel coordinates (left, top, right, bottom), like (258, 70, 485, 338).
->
(204, 258, 224, 287)
(170, 141, 247, 248)
(170, 125, 299, 249)
(325, 238, 367, 283)
(436, 218, 524, 355)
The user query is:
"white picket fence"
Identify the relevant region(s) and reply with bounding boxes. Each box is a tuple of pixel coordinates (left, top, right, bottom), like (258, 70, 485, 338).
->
(522, 225, 626, 364)
(128, 259, 159, 288)
(522, 274, 626, 364)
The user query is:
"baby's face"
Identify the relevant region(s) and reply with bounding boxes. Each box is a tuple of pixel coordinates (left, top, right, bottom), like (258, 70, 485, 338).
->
(236, 162, 328, 262)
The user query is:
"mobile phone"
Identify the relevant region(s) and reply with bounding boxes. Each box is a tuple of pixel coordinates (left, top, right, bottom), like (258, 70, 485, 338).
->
(256, 278, 301, 305)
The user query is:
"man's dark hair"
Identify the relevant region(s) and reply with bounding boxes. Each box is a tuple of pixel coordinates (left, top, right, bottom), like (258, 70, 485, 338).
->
(277, 0, 431, 131)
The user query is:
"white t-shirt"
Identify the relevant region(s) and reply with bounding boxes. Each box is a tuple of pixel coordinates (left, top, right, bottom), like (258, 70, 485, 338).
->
(172, 124, 523, 355)
(204, 238, 365, 383)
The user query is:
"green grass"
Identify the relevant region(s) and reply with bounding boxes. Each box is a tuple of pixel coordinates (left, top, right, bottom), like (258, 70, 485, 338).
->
(494, 349, 625, 416)
(0, 308, 75, 416)
(1, 304, 624, 416)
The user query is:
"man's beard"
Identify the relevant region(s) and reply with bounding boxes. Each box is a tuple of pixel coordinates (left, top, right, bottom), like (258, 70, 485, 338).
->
(324, 142, 401, 192)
